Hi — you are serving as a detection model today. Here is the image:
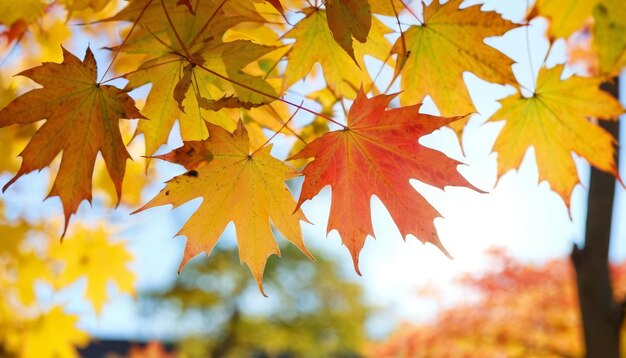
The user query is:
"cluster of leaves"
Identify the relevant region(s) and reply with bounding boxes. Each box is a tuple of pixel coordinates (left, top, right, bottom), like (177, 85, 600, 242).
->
(369, 249, 626, 357)
(1, 0, 626, 298)
(0, 200, 134, 358)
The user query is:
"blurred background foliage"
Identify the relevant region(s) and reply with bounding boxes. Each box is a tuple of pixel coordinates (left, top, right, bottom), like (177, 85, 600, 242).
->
(140, 245, 369, 358)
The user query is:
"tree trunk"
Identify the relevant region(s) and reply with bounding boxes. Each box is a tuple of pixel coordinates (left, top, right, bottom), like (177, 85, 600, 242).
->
(571, 78, 625, 358)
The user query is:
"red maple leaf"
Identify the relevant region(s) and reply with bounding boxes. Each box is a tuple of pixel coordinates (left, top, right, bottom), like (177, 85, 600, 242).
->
(291, 89, 476, 273)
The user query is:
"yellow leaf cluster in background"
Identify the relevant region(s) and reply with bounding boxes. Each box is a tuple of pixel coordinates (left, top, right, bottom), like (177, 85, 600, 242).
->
(51, 226, 135, 313)
(0, 200, 135, 357)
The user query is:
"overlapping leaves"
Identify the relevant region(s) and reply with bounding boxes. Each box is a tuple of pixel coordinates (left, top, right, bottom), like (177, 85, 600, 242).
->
(135, 121, 313, 294)
(1, 0, 626, 296)
(109, 0, 280, 155)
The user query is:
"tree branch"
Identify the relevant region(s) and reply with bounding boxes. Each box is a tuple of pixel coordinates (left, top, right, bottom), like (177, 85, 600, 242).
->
(571, 77, 624, 358)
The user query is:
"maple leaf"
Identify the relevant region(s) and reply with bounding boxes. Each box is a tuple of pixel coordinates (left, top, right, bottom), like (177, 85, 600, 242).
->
(489, 65, 624, 206)
(110, 0, 278, 156)
(0, 219, 53, 306)
(0, 221, 29, 257)
(259, 0, 283, 14)
(1, 20, 28, 44)
(369, 0, 406, 16)
(5, 307, 89, 358)
(61, 0, 112, 12)
(532, 0, 597, 39)
(391, 0, 517, 128)
(282, 8, 363, 98)
(126, 42, 276, 156)
(14, 252, 54, 305)
(135, 121, 314, 295)
(0, 0, 46, 27)
(0, 47, 141, 235)
(290, 89, 474, 272)
(51, 225, 135, 313)
(593, 0, 626, 76)
(282, 6, 393, 98)
(325, 0, 371, 63)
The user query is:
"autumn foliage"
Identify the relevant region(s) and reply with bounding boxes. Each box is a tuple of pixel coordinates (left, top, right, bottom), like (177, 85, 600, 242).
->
(370, 249, 626, 357)
(0, 0, 626, 356)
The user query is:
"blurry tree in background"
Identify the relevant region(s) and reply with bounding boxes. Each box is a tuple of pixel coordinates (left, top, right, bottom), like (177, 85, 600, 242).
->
(141, 245, 369, 358)
(370, 249, 626, 357)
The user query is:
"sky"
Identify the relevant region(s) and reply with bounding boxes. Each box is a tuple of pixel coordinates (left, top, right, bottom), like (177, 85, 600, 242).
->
(1, 0, 625, 342)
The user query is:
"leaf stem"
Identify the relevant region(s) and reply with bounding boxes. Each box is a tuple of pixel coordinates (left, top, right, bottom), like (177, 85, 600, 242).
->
(525, 0, 536, 93)
(398, 0, 423, 26)
(99, 0, 154, 83)
(261, 103, 307, 144)
(187, 0, 229, 48)
(251, 101, 302, 156)
(161, 0, 192, 59)
(194, 62, 346, 128)
(101, 58, 181, 84)
(156, 0, 348, 130)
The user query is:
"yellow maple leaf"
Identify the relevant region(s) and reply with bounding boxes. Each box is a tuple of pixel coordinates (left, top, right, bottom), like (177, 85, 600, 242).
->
(534, 0, 597, 39)
(51, 226, 135, 313)
(31, 20, 72, 63)
(283, 8, 363, 98)
(0, 0, 46, 26)
(369, 0, 407, 16)
(489, 65, 624, 206)
(127, 42, 276, 156)
(110, 0, 278, 156)
(61, 0, 113, 12)
(0, 221, 29, 257)
(0, 47, 142, 235)
(13, 252, 54, 305)
(135, 121, 314, 295)
(283, 6, 393, 98)
(392, 0, 517, 119)
(4, 307, 89, 358)
(0, 125, 33, 175)
(593, 0, 626, 76)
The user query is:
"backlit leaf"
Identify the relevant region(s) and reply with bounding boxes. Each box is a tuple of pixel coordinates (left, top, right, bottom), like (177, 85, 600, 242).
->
(291, 89, 474, 272)
(489, 65, 624, 206)
(392, 0, 517, 133)
(136, 121, 313, 295)
(51, 226, 135, 313)
(0, 47, 141, 235)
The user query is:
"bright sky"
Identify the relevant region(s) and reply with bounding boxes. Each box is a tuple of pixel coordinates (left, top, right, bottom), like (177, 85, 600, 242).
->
(2, 0, 625, 342)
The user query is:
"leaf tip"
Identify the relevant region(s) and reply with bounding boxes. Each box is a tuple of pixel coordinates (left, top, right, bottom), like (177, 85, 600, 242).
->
(348, 249, 362, 276)
(432, 238, 453, 260)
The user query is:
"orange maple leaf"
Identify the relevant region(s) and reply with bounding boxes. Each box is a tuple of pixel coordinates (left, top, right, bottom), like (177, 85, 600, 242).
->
(0, 47, 142, 234)
(135, 121, 313, 295)
(291, 89, 475, 272)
